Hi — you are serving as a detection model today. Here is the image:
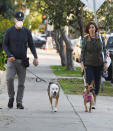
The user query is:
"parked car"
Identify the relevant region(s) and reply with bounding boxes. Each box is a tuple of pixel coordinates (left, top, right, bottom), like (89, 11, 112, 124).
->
(104, 35, 113, 81)
(33, 33, 47, 48)
(106, 36, 113, 50)
(73, 45, 81, 62)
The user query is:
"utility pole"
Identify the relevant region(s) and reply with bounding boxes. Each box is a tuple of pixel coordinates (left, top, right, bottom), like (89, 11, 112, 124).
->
(80, 0, 106, 25)
(93, 0, 98, 25)
(81, 3, 84, 39)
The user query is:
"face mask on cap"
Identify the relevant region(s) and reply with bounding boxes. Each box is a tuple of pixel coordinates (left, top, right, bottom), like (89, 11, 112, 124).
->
(16, 21, 23, 28)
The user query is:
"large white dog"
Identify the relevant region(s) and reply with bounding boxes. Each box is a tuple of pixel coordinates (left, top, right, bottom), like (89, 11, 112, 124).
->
(48, 82, 60, 112)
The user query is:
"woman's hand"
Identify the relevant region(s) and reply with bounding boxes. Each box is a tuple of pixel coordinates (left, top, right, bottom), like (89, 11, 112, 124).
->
(81, 62, 85, 73)
(104, 63, 108, 71)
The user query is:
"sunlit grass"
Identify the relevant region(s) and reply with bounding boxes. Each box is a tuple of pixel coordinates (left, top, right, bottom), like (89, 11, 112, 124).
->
(50, 65, 81, 77)
(58, 78, 113, 96)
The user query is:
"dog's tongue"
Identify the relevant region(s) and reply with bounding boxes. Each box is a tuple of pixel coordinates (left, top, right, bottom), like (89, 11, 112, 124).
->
(53, 92, 56, 97)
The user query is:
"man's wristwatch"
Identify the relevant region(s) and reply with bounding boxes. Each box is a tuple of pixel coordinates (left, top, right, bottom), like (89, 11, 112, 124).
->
(9, 55, 14, 57)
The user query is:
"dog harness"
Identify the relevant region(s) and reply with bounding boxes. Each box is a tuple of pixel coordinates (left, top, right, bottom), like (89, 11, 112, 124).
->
(84, 93, 92, 102)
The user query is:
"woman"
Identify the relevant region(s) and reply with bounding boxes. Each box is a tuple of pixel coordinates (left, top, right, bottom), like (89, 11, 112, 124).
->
(81, 21, 107, 109)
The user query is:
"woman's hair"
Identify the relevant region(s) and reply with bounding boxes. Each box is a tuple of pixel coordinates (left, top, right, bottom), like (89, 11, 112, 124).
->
(85, 21, 98, 34)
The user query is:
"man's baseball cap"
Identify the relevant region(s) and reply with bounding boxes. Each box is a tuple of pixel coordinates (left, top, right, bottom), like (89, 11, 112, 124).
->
(14, 11, 24, 21)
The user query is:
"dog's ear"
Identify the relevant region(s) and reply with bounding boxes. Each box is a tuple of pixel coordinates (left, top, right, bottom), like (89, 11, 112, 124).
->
(49, 82, 54, 86)
(48, 83, 51, 92)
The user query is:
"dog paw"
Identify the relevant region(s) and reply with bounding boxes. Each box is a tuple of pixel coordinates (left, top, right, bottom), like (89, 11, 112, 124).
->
(85, 110, 88, 112)
(89, 110, 91, 113)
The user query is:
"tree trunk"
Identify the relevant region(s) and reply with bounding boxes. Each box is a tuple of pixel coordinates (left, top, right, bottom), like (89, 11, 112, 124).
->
(76, 3, 84, 39)
(54, 31, 66, 66)
(61, 29, 74, 70)
(54, 31, 60, 52)
(59, 36, 66, 66)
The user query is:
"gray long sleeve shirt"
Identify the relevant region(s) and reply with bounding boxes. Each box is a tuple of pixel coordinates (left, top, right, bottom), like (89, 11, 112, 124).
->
(2, 26, 38, 59)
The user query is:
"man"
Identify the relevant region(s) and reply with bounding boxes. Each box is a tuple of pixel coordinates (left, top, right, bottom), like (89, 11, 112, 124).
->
(106, 36, 113, 83)
(2, 11, 38, 109)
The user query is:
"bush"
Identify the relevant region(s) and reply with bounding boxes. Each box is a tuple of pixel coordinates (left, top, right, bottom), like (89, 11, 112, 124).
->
(0, 14, 13, 71)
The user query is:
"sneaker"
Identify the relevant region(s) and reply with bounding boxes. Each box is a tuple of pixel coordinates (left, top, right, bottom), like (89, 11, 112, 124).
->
(92, 99, 96, 109)
(92, 107, 96, 109)
(8, 98, 14, 108)
(17, 103, 24, 109)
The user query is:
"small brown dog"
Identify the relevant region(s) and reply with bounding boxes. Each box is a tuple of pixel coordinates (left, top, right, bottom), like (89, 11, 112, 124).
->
(48, 82, 60, 112)
(83, 81, 94, 112)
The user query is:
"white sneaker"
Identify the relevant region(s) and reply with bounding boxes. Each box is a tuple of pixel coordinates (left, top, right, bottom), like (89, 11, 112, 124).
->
(54, 107, 57, 112)
(92, 101, 96, 109)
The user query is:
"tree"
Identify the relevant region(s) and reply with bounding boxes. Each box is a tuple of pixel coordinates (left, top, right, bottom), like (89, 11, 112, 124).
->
(37, 0, 85, 70)
(79, 1, 113, 32)
(97, 1, 113, 31)
(0, 0, 14, 71)
(26, 1, 42, 30)
(0, 0, 14, 18)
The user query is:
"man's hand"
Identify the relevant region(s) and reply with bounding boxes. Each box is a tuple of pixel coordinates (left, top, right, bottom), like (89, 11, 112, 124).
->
(8, 57, 15, 62)
(33, 58, 39, 66)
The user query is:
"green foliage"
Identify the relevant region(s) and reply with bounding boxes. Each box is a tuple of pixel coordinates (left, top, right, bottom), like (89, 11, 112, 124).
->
(0, 15, 14, 71)
(83, 10, 94, 27)
(0, 0, 14, 71)
(37, 0, 80, 29)
(27, 0, 44, 31)
(0, 0, 14, 18)
(0, 50, 7, 71)
(14, 0, 113, 34)
(97, 1, 113, 31)
(37, 0, 86, 38)
(24, 16, 30, 28)
(0, 15, 14, 43)
(81, 1, 113, 32)
(29, 12, 42, 30)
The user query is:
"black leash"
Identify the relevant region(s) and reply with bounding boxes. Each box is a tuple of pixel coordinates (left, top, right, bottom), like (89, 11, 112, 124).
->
(26, 69, 47, 83)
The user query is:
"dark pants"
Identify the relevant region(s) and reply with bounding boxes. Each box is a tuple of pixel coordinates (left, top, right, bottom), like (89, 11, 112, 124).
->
(85, 65, 102, 95)
(110, 52, 113, 80)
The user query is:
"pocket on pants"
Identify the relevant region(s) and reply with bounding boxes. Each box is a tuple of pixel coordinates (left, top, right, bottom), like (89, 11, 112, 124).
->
(7, 60, 15, 68)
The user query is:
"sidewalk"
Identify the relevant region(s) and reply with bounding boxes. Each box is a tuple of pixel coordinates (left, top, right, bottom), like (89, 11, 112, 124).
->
(0, 49, 86, 131)
(67, 95, 113, 131)
(0, 49, 113, 131)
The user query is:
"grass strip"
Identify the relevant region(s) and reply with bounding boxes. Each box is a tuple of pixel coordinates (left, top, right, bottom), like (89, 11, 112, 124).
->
(58, 78, 113, 96)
